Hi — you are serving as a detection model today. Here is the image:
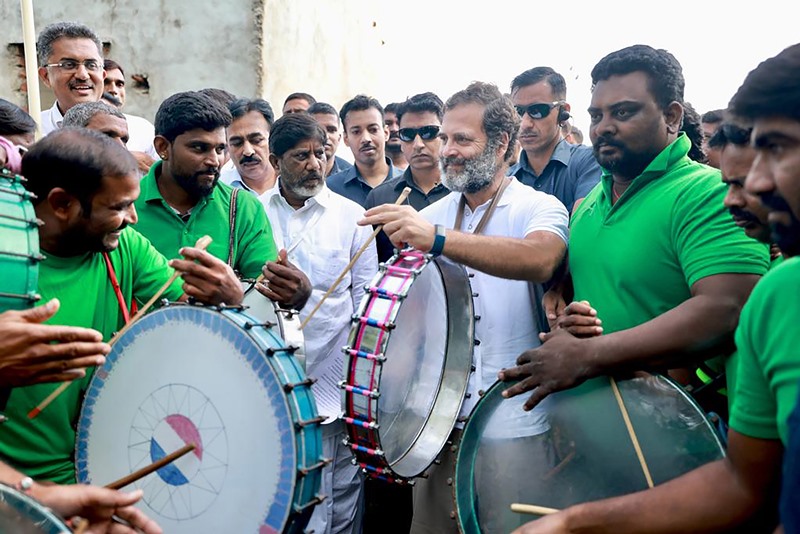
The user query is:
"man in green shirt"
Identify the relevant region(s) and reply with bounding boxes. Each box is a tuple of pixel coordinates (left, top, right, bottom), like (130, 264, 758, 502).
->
(0, 128, 243, 485)
(500, 44, 767, 407)
(134, 91, 310, 309)
(509, 43, 800, 534)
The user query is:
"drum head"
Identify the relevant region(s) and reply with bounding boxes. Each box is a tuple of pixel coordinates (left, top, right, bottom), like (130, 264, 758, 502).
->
(0, 173, 40, 312)
(76, 305, 313, 533)
(0, 483, 69, 533)
(455, 375, 725, 534)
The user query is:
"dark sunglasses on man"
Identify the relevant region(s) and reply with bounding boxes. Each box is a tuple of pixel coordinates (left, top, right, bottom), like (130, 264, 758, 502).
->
(398, 125, 441, 142)
(515, 101, 565, 120)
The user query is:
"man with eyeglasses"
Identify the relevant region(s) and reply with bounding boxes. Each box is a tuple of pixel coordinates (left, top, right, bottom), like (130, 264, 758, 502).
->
(37, 22, 106, 135)
(509, 67, 601, 213)
(364, 92, 451, 262)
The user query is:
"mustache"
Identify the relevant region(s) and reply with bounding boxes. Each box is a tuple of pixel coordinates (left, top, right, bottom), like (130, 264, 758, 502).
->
(388, 131, 401, 140)
(592, 135, 623, 150)
(760, 191, 793, 213)
(442, 155, 467, 167)
(729, 207, 760, 224)
(239, 154, 261, 165)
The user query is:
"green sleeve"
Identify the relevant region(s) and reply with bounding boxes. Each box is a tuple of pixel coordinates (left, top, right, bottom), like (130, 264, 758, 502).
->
(233, 191, 277, 278)
(730, 258, 800, 444)
(672, 177, 769, 287)
(125, 228, 184, 303)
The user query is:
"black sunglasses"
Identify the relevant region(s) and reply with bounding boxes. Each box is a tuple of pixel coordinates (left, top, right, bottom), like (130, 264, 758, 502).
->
(398, 125, 441, 142)
(515, 101, 564, 120)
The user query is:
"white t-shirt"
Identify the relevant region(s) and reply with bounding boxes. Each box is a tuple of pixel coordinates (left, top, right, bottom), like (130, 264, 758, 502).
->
(421, 178, 569, 438)
(123, 113, 158, 160)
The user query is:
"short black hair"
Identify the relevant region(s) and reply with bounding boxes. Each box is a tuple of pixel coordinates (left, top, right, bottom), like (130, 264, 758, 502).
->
(701, 109, 725, 124)
(396, 92, 444, 124)
(708, 122, 753, 149)
(283, 92, 317, 107)
(307, 102, 339, 119)
(229, 98, 275, 129)
(384, 102, 401, 115)
(197, 88, 238, 108)
(591, 44, 685, 111)
(23, 128, 137, 211)
(445, 82, 520, 163)
(729, 43, 800, 123)
(103, 58, 124, 76)
(510, 67, 567, 100)
(155, 91, 232, 143)
(269, 113, 326, 159)
(339, 95, 384, 128)
(0, 98, 36, 137)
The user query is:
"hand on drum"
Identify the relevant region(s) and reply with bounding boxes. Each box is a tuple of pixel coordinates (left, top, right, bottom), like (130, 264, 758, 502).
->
(359, 204, 436, 253)
(0, 299, 110, 387)
(258, 249, 313, 310)
(510, 513, 569, 534)
(32, 483, 162, 533)
(540, 300, 603, 340)
(498, 330, 599, 410)
(170, 247, 244, 306)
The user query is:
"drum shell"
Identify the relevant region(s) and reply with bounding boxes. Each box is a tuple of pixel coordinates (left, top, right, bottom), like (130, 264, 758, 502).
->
(241, 280, 306, 369)
(0, 482, 70, 533)
(0, 173, 40, 312)
(454, 376, 726, 534)
(341, 250, 474, 481)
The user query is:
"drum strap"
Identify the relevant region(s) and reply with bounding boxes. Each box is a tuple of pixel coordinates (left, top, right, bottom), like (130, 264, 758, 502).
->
(453, 176, 512, 235)
(102, 252, 136, 324)
(228, 188, 239, 268)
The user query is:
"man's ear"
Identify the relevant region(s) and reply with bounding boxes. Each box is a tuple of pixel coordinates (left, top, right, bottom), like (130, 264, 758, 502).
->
(496, 131, 510, 160)
(665, 101, 684, 135)
(38, 66, 52, 89)
(47, 188, 81, 222)
(153, 136, 170, 160)
(268, 153, 280, 172)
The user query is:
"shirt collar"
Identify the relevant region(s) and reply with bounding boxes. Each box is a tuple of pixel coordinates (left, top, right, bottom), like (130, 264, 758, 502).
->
(49, 101, 65, 129)
(344, 156, 395, 184)
(516, 138, 572, 173)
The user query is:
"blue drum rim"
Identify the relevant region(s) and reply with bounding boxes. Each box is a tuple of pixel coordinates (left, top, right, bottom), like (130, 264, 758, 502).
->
(75, 305, 317, 533)
(0, 176, 41, 311)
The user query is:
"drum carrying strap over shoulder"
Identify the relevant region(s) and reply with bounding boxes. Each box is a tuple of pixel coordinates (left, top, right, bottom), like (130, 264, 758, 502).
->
(102, 251, 136, 324)
(228, 188, 239, 268)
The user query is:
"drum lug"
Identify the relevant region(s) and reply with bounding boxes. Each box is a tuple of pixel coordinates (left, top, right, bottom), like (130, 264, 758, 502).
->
(470, 365, 476, 372)
(298, 457, 332, 476)
(283, 377, 317, 392)
(266, 346, 298, 357)
(472, 292, 479, 298)
(474, 315, 481, 321)
(473, 339, 481, 346)
(464, 393, 471, 399)
(295, 415, 327, 430)
(446, 477, 454, 486)
(243, 320, 277, 330)
(457, 416, 469, 424)
(293, 494, 327, 514)
(433, 458, 442, 465)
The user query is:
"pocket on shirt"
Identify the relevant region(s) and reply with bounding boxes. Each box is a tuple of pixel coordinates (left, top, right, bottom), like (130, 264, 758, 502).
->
(309, 248, 350, 291)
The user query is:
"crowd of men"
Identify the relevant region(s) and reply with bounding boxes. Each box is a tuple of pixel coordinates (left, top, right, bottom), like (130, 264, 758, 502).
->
(0, 18, 798, 534)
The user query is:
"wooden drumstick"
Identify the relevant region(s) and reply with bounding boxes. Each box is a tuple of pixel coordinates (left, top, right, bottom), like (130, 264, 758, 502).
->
(27, 236, 213, 420)
(105, 443, 196, 490)
(298, 187, 412, 331)
(610, 376, 654, 488)
(510, 503, 560, 515)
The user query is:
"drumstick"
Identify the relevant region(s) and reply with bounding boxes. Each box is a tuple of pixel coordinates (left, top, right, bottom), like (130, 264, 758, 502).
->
(298, 187, 412, 331)
(71, 517, 89, 534)
(27, 236, 213, 420)
(609, 377, 654, 488)
(510, 503, 560, 515)
(105, 443, 196, 490)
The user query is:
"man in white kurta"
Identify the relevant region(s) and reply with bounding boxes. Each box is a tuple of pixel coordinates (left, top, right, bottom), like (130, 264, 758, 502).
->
(262, 113, 377, 534)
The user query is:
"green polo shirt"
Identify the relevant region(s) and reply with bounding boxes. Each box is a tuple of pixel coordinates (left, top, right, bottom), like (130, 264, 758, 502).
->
(134, 161, 277, 278)
(569, 134, 769, 335)
(0, 227, 183, 483)
(730, 257, 800, 445)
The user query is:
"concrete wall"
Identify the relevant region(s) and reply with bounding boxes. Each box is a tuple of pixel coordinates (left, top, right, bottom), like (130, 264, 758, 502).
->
(0, 0, 262, 122)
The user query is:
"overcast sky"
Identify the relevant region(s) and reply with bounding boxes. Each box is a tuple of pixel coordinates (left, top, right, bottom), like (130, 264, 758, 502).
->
(370, 0, 798, 140)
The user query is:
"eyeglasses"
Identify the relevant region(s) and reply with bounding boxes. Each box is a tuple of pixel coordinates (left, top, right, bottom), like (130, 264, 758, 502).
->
(44, 59, 102, 72)
(398, 125, 440, 142)
(515, 101, 565, 120)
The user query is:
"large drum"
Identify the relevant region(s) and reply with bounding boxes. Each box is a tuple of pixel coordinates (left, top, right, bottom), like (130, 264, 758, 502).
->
(76, 304, 325, 533)
(0, 483, 69, 533)
(0, 168, 41, 312)
(241, 278, 306, 369)
(340, 248, 475, 482)
(455, 375, 726, 534)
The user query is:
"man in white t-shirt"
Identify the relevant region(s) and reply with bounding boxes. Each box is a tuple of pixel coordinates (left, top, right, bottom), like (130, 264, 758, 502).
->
(361, 81, 569, 533)
(103, 59, 159, 173)
(260, 112, 377, 534)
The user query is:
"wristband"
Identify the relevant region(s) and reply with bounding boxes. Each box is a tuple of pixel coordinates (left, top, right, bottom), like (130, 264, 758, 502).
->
(429, 224, 446, 257)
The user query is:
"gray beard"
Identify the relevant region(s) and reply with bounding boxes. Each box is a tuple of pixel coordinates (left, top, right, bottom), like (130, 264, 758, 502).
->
(440, 142, 499, 194)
